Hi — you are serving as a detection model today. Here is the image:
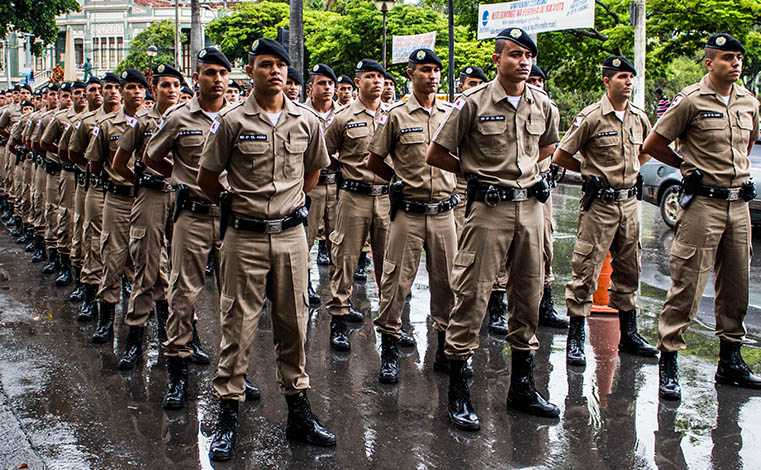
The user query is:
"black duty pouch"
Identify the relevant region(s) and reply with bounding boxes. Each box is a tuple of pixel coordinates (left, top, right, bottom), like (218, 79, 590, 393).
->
(679, 170, 703, 209)
(134, 159, 146, 188)
(741, 179, 757, 202)
(389, 179, 403, 221)
(534, 176, 551, 203)
(173, 184, 189, 222)
(581, 176, 601, 211)
(465, 173, 478, 217)
(636, 173, 643, 201)
(219, 190, 232, 240)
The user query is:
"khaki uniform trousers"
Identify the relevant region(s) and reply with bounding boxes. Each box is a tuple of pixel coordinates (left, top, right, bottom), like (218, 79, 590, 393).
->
(97, 193, 134, 304)
(542, 197, 555, 287)
(374, 209, 457, 337)
(657, 197, 751, 352)
(81, 186, 104, 286)
(11, 161, 23, 213)
(20, 162, 32, 223)
(163, 210, 221, 359)
(305, 181, 337, 263)
(125, 186, 171, 327)
(326, 190, 389, 316)
(32, 164, 46, 235)
(44, 172, 60, 249)
(70, 183, 87, 269)
(213, 225, 310, 401)
(445, 199, 544, 358)
(56, 171, 76, 254)
(565, 198, 640, 318)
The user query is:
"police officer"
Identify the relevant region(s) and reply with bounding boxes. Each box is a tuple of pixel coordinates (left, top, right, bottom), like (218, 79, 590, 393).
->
(285, 66, 303, 102)
(641, 33, 761, 399)
(553, 56, 657, 367)
(369, 48, 458, 383)
(146, 47, 232, 410)
(2, 85, 31, 237)
(382, 72, 396, 105)
(335, 75, 354, 106)
(427, 28, 561, 430)
(303, 63, 340, 305)
(225, 79, 242, 103)
(324, 58, 390, 351)
(199, 38, 336, 460)
(112, 64, 182, 368)
(179, 85, 194, 103)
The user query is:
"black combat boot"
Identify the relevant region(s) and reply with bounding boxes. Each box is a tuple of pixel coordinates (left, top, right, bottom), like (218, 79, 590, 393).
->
(330, 315, 351, 351)
(618, 309, 659, 357)
(285, 391, 337, 446)
(378, 333, 399, 384)
(506, 349, 560, 417)
(56, 254, 72, 286)
(69, 269, 85, 302)
(715, 340, 761, 389)
(245, 378, 261, 401)
(11, 220, 25, 238)
(353, 252, 368, 281)
(154, 300, 169, 343)
(31, 236, 47, 262)
(118, 326, 145, 370)
(433, 331, 474, 377)
(659, 351, 681, 400)
(19, 226, 33, 247)
(398, 326, 416, 348)
(209, 400, 238, 461)
(538, 285, 569, 329)
(447, 359, 480, 431)
(317, 240, 330, 265)
(77, 283, 98, 322)
(566, 317, 586, 366)
(487, 290, 508, 335)
(345, 303, 364, 322)
(91, 301, 115, 343)
(188, 321, 210, 364)
(163, 356, 188, 409)
(0, 198, 10, 221)
(42, 248, 59, 274)
(307, 272, 321, 306)
(8, 215, 21, 232)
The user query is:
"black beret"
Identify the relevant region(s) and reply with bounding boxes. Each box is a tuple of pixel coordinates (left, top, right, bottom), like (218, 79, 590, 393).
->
(13, 85, 20, 92)
(102, 72, 121, 84)
(495, 28, 538, 57)
(384, 71, 396, 84)
(529, 64, 546, 80)
(72, 80, 87, 90)
(249, 38, 291, 66)
(20, 100, 34, 109)
(309, 63, 337, 83)
(336, 75, 354, 87)
(120, 69, 150, 88)
(287, 66, 303, 85)
(228, 80, 242, 91)
(408, 48, 443, 68)
(19, 84, 32, 93)
(356, 58, 385, 75)
(180, 86, 194, 96)
(198, 47, 232, 72)
(85, 77, 101, 87)
(706, 33, 745, 54)
(459, 65, 488, 82)
(59, 82, 73, 93)
(144, 92, 155, 101)
(602, 56, 637, 76)
(47, 83, 61, 92)
(152, 64, 183, 82)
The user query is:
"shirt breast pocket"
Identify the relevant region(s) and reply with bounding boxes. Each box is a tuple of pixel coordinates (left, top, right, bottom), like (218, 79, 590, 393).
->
(734, 113, 754, 148)
(283, 138, 308, 179)
(399, 132, 426, 145)
(177, 134, 205, 153)
(476, 120, 507, 156)
(594, 135, 620, 163)
(524, 118, 545, 154)
(236, 140, 269, 183)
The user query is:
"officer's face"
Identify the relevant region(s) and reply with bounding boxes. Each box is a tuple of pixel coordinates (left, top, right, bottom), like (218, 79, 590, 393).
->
(526, 75, 545, 90)
(246, 55, 288, 98)
(604, 71, 634, 100)
(355, 71, 384, 100)
(707, 51, 743, 83)
(382, 79, 395, 101)
(311, 75, 335, 102)
(122, 82, 145, 109)
(408, 63, 440, 95)
(144, 99, 155, 108)
(179, 93, 192, 103)
(59, 91, 72, 109)
(224, 87, 240, 103)
(155, 77, 181, 107)
(103, 82, 122, 106)
(284, 80, 301, 101)
(459, 77, 484, 92)
(12, 91, 19, 103)
(21, 105, 33, 114)
(86, 84, 103, 108)
(336, 84, 353, 103)
(73, 89, 87, 109)
(46, 90, 59, 108)
(0, 95, 5, 106)
(194, 63, 230, 100)
(19, 90, 30, 102)
(493, 42, 532, 82)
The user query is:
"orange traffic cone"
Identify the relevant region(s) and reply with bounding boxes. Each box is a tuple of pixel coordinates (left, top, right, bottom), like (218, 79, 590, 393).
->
(591, 252, 618, 314)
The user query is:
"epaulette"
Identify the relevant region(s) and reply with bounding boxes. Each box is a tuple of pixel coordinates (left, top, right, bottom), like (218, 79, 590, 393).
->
(527, 83, 548, 96)
(294, 101, 321, 119)
(578, 101, 601, 118)
(629, 101, 647, 116)
(334, 104, 352, 116)
(681, 83, 701, 97)
(217, 100, 245, 118)
(135, 107, 153, 118)
(162, 101, 188, 118)
(95, 111, 118, 125)
(384, 100, 407, 117)
(463, 81, 489, 97)
(78, 109, 98, 120)
(53, 108, 69, 117)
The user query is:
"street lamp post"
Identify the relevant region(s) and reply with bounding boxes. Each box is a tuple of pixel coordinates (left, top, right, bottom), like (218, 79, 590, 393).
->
(374, 0, 395, 69)
(146, 45, 158, 71)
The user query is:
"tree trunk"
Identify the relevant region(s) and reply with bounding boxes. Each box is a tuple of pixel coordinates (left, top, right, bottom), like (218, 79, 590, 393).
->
(190, 0, 203, 72)
(289, 0, 304, 99)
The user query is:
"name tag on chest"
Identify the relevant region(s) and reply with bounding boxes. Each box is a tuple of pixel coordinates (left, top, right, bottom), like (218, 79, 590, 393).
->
(400, 127, 423, 134)
(700, 112, 724, 119)
(596, 131, 618, 137)
(479, 115, 505, 122)
(109, 136, 120, 141)
(178, 130, 203, 136)
(347, 122, 367, 129)
(239, 134, 267, 141)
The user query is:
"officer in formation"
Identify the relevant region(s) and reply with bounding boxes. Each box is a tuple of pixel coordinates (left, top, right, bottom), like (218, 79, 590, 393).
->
(285, 66, 303, 101)
(335, 74, 354, 106)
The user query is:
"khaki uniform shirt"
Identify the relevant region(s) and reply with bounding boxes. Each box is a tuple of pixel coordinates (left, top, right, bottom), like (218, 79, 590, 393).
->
(369, 93, 455, 202)
(59, 110, 88, 169)
(325, 98, 388, 185)
(86, 107, 136, 186)
(70, 107, 108, 171)
(12, 112, 32, 143)
(146, 96, 224, 201)
(432, 81, 559, 189)
(304, 97, 339, 175)
(22, 110, 43, 143)
(31, 109, 58, 158)
(201, 92, 330, 218)
(559, 94, 652, 189)
(654, 74, 760, 187)
(0, 104, 21, 130)
(119, 105, 166, 177)
(41, 108, 76, 163)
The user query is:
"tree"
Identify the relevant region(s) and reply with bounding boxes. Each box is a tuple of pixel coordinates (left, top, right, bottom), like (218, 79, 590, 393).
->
(0, 0, 80, 56)
(290, 0, 305, 80)
(190, 0, 203, 71)
(116, 20, 187, 75)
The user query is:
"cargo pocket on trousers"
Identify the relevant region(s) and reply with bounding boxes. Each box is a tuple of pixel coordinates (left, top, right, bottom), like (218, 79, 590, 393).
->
(129, 226, 147, 264)
(382, 259, 397, 279)
(669, 240, 699, 273)
(451, 250, 476, 293)
(219, 293, 235, 323)
(571, 240, 595, 279)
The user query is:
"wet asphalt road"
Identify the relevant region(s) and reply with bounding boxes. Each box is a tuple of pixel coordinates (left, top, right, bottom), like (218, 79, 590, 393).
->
(1, 184, 760, 470)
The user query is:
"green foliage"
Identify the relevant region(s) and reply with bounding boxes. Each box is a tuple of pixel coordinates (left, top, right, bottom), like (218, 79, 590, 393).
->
(116, 20, 185, 75)
(0, 0, 80, 56)
(206, 1, 290, 64)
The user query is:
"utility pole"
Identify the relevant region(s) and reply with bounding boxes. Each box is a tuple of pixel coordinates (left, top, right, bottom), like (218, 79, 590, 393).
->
(632, 0, 646, 108)
(190, 0, 202, 72)
(175, 0, 182, 72)
(289, 0, 304, 100)
(447, 0, 454, 101)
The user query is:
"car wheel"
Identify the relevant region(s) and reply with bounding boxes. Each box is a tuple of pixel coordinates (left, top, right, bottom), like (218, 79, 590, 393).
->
(659, 184, 680, 229)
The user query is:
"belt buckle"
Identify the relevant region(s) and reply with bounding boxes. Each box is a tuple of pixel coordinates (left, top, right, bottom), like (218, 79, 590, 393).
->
(370, 185, 384, 196)
(191, 201, 200, 212)
(424, 203, 438, 215)
(209, 206, 220, 217)
(727, 188, 740, 201)
(513, 188, 528, 202)
(614, 190, 628, 202)
(265, 220, 283, 233)
(484, 185, 500, 207)
(323, 174, 336, 184)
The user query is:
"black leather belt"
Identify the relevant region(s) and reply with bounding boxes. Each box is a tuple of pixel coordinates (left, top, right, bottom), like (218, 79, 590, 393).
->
(137, 173, 173, 192)
(103, 181, 136, 197)
(229, 207, 308, 234)
(180, 197, 219, 217)
(697, 184, 743, 201)
(89, 174, 102, 188)
(35, 154, 44, 166)
(473, 184, 539, 205)
(62, 163, 76, 172)
(318, 172, 337, 185)
(340, 179, 388, 196)
(596, 186, 638, 204)
(44, 159, 61, 175)
(400, 194, 461, 215)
